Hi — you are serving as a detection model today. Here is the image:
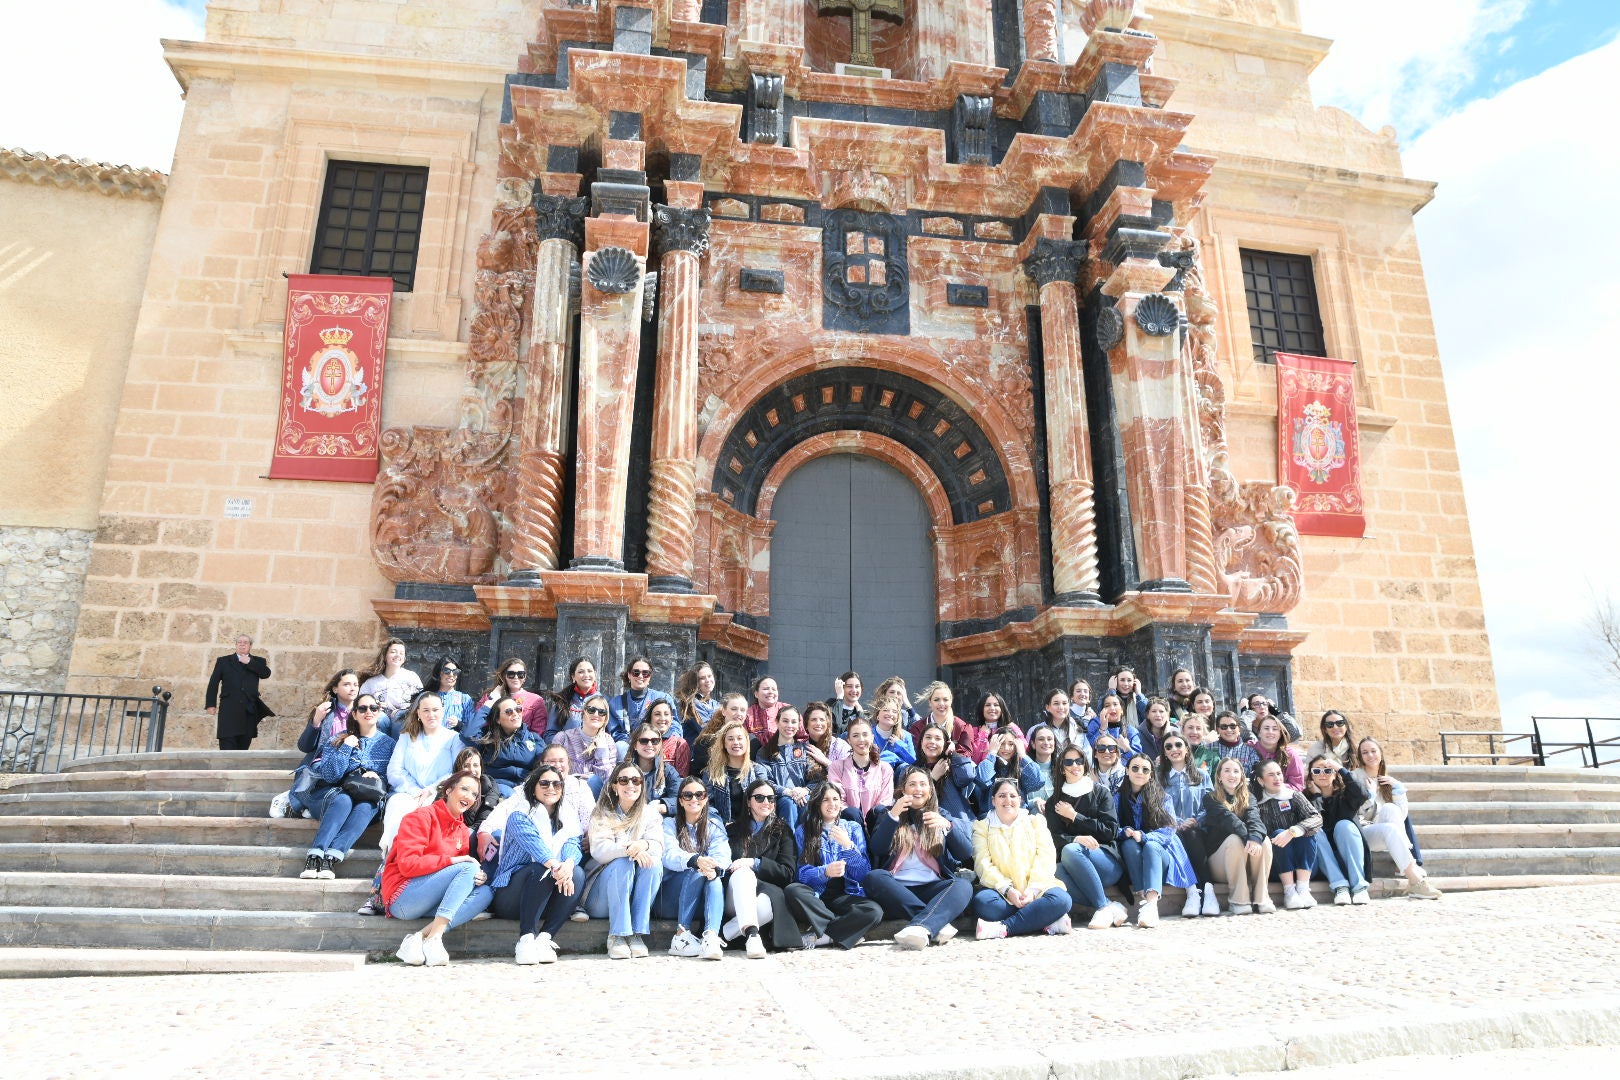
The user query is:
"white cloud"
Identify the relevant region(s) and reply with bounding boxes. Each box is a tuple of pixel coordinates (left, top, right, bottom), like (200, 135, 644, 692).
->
(1298, 0, 1528, 142)
(0, 0, 204, 170)
(1402, 37, 1620, 727)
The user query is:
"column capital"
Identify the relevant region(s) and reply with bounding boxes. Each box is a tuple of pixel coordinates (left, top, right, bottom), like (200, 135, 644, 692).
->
(652, 204, 712, 258)
(1023, 238, 1086, 290)
(533, 193, 587, 246)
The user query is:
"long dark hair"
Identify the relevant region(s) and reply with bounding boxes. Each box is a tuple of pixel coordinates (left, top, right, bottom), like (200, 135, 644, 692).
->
(674, 777, 712, 856)
(798, 782, 846, 870)
(630, 721, 670, 799)
(970, 691, 1010, 730)
(916, 722, 951, 769)
(430, 656, 462, 691)
(338, 693, 382, 745)
(1118, 768, 1174, 832)
(737, 778, 790, 857)
(362, 638, 407, 682)
(522, 764, 567, 832)
(889, 767, 947, 864)
(477, 695, 524, 753)
(1155, 733, 1205, 787)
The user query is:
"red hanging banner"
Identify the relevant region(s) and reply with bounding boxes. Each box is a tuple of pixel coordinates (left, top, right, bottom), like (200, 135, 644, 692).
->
(269, 274, 393, 482)
(1275, 352, 1366, 538)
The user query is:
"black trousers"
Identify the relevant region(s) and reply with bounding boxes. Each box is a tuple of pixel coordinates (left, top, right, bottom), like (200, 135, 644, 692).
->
(491, 863, 586, 936)
(1180, 829, 1213, 886)
(218, 735, 253, 751)
(785, 882, 884, 949)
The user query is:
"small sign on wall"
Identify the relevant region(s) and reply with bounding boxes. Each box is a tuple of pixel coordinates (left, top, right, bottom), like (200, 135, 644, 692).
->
(224, 498, 254, 520)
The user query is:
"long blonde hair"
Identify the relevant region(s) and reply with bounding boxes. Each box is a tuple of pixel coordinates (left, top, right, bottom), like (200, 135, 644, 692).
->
(1212, 757, 1251, 817)
(704, 719, 753, 787)
(591, 759, 648, 836)
(888, 766, 948, 866)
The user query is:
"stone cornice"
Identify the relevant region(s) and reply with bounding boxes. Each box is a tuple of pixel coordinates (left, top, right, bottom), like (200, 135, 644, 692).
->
(162, 38, 510, 93)
(1201, 150, 1436, 213)
(1149, 10, 1332, 71)
(0, 147, 166, 200)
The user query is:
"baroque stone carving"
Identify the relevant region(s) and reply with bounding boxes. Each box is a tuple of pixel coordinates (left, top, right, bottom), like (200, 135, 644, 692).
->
(1095, 304, 1125, 351)
(822, 209, 909, 334)
(1134, 292, 1179, 336)
(461, 268, 531, 432)
(372, 427, 512, 584)
(1022, 238, 1085, 289)
(587, 246, 641, 294)
(745, 73, 785, 146)
(1024, 0, 1061, 62)
(653, 204, 712, 258)
(950, 95, 993, 166)
(1079, 0, 1144, 34)
(1158, 247, 1196, 292)
(532, 193, 587, 247)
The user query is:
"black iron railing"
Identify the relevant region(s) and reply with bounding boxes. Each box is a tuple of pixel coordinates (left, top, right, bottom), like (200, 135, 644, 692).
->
(1438, 716, 1620, 768)
(0, 686, 171, 773)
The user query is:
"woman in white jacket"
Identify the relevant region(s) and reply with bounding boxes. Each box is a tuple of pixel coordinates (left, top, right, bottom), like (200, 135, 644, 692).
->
(1352, 738, 1442, 900)
(583, 759, 665, 958)
(379, 692, 460, 853)
(480, 763, 585, 964)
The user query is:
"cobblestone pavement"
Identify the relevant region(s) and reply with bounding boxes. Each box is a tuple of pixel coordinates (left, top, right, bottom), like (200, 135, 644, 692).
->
(6, 884, 1620, 1079)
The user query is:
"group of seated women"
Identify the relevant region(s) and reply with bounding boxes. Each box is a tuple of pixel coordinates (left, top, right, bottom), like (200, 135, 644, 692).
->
(282, 649, 1441, 965)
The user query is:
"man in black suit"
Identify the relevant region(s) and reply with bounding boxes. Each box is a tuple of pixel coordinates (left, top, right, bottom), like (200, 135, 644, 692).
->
(205, 634, 273, 750)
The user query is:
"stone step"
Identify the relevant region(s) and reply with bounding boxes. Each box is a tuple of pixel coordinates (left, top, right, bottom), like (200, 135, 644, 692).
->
(0, 791, 275, 818)
(0, 872, 372, 913)
(1413, 847, 1620, 876)
(0, 843, 380, 879)
(1405, 782, 1620, 805)
(1, 770, 290, 795)
(1390, 764, 1620, 785)
(1, 816, 374, 847)
(1414, 823, 1620, 849)
(60, 750, 303, 773)
(0, 947, 368, 977)
(1407, 802, 1620, 826)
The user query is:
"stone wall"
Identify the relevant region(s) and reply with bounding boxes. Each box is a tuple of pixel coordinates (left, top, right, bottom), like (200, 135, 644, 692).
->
(0, 527, 94, 692)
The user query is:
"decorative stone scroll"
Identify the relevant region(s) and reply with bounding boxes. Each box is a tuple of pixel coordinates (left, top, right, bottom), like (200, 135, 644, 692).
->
(372, 426, 513, 583)
(533, 193, 587, 247)
(1022, 238, 1085, 289)
(653, 205, 712, 258)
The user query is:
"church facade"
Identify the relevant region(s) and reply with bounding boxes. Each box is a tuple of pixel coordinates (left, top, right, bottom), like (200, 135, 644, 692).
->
(47, 0, 1496, 759)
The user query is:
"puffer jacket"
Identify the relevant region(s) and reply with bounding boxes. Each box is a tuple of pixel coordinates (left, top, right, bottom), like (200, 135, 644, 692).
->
(972, 810, 1062, 895)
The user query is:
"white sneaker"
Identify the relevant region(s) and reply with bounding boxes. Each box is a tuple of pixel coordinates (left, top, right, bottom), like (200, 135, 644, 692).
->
(744, 930, 766, 959)
(396, 931, 426, 966)
(1227, 901, 1252, 916)
(515, 933, 540, 965)
(569, 909, 590, 922)
(1408, 875, 1443, 900)
(1255, 893, 1277, 914)
(975, 918, 1007, 941)
(1180, 889, 1201, 917)
(533, 932, 558, 964)
(422, 935, 450, 967)
(628, 934, 649, 959)
(1107, 901, 1130, 926)
(701, 931, 724, 960)
(1201, 883, 1221, 916)
(1299, 886, 1318, 909)
(669, 930, 702, 957)
(268, 792, 290, 818)
(893, 925, 929, 950)
(1137, 896, 1160, 928)
(1283, 884, 1306, 910)
(934, 923, 958, 945)
(1333, 887, 1351, 906)
(1087, 906, 1115, 929)
(1350, 888, 1371, 905)
(1044, 914, 1072, 935)
(606, 935, 631, 960)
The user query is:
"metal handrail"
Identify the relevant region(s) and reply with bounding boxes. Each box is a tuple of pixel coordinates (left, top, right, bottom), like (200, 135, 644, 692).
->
(0, 686, 171, 773)
(1438, 717, 1620, 768)
(1438, 729, 1540, 766)
(1530, 716, 1620, 770)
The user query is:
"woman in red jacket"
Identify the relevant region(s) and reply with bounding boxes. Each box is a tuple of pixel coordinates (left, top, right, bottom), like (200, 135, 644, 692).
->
(384, 769, 494, 967)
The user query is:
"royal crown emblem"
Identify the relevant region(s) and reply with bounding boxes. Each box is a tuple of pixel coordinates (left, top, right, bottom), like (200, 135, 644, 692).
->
(1291, 400, 1346, 485)
(299, 325, 368, 418)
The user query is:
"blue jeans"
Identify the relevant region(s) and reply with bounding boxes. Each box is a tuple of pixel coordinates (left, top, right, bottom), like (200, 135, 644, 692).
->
(1054, 843, 1124, 910)
(586, 774, 606, 799)
(307, 789, 378, 859)
(1312, 820, 1368, 891)
(775, 795, 804, 837)
(655, 868, 725, 933)
(585, 857, 663, 936)
(862, 871, 972, 938)
(1121, 837, 1167, 896)
(972, 887, 1071, 936)
(1269, 830, 1317, 878)
(490, 862, 584, 936)
(388, 862, 493, 928)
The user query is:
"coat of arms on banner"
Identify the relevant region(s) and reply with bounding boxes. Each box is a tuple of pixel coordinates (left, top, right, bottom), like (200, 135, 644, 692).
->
(299, 326, 370, 417)
(1290, 401, 1346, 484)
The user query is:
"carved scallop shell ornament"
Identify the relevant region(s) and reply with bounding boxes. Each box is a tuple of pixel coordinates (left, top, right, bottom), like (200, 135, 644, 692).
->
(1134, 293, 1179, 336)
(1095, 305, 1125, 351)
(587, 246, 640, 294)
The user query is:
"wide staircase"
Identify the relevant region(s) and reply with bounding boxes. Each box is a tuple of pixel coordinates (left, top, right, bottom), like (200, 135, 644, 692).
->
(2, 752, 1619, 963)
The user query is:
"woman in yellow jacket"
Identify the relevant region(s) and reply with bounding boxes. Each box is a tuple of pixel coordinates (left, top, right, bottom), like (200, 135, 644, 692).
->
(971, 777, 1074, 939)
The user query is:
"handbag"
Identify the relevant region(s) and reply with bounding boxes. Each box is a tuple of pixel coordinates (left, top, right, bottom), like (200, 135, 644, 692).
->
(340, 769, 386, 805)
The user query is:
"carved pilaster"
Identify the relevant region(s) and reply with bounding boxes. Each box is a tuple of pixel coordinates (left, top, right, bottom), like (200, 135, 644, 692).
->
(652, 204, 712, 258)
(1024, 0, 1061, 63)
(533, 193, 587, 247)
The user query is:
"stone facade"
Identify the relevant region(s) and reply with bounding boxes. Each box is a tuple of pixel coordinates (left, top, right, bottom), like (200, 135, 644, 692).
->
(50, 0, 1498, 761)
(0, 527, 94, 691)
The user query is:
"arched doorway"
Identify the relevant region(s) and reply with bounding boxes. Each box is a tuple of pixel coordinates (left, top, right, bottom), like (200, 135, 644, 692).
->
(767, 454, 936, 708)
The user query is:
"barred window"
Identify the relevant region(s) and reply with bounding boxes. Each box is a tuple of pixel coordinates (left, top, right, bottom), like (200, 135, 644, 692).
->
(311, 161, 428, 292)
(1241, 249, 1325, 363)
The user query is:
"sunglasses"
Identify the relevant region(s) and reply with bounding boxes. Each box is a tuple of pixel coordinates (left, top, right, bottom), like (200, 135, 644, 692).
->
(505, 670, 527, 679)
(501, 707, 522, 716)
(1094, 745, 1118, 754)
(535, 779, 563, 789)
(636, 737, 662, 746)
(354, 704, 382, 713)
(679, 790, 708, 801)
(584, 706, 608, 716)
(442, 668, 459, 675)
(749, 793, 775, 803)
(1127, 766, 1152, 775)
(615, 776, 643, 787)
(1062, 758, 1086, 767)
(1217, 723, 1240, 731)
(1310, 767, 1336, 775)
(1163, 743, 1186, 751)
(629, 669, 652, 677)
(1324, 719, 1347, 728)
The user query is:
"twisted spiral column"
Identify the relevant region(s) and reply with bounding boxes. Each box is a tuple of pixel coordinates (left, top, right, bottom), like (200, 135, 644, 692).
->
(1183, 481, 1220, 595)
(1050, 477, 1101, 597)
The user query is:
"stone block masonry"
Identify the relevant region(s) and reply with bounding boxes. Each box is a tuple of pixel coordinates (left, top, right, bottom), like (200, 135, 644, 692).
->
(0, 526, 94, 692)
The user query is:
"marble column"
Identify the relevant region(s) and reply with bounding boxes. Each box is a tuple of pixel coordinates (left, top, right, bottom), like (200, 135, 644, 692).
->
(1024, 0, 1061, 62)
(645, 204, 711, 593)
(572, 221, 650, 570)
(1024, 238, 1102, 605)
(508, 194, 585, 583)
